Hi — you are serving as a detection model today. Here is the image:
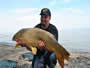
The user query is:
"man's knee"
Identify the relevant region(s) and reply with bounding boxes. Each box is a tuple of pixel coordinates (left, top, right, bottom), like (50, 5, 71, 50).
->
(49, 52, 57, 63)
(48, 52, 57, 67)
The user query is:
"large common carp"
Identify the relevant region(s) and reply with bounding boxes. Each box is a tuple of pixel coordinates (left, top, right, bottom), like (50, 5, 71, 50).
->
(12, 28, 70, 68)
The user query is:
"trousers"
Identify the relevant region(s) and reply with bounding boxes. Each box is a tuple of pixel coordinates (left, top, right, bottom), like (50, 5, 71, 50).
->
(32, 51, 57, 68)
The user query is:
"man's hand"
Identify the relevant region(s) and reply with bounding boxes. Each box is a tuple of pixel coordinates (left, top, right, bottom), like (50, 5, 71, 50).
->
(37, 40, 46, 50)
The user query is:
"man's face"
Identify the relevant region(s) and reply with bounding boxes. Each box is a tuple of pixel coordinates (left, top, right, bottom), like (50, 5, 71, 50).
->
(40, 15, 51, 25)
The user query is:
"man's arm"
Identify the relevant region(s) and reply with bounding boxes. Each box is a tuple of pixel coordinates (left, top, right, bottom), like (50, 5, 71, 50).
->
(49, 25, 58, 41)
(53, 27, 58, 41)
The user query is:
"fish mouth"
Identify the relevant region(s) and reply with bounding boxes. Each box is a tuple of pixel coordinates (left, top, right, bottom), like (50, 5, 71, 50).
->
(15, 43, 26, 48)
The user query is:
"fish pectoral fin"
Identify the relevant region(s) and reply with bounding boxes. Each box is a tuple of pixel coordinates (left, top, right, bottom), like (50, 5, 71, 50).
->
(31, 47, 37, 55)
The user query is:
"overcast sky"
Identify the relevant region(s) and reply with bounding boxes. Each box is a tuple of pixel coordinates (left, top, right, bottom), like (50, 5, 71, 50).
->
(0, 0, 90, 33)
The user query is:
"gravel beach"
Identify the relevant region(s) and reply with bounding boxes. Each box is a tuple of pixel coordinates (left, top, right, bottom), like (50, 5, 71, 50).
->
(0, 43, 90, 68)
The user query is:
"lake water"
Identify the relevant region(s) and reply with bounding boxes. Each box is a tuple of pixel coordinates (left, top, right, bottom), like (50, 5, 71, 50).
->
(59, 29, 90, 52)
(0, 29, 90, 52)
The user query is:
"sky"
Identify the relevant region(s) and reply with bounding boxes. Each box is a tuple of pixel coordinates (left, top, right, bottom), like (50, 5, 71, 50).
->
(0, 0, 90, 34)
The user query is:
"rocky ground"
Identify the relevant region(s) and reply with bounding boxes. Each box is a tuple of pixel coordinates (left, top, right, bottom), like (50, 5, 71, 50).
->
(0, 43, 90, 68)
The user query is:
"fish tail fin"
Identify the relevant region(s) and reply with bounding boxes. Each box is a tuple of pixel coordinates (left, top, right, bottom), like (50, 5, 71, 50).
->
(55, 43, 70, 68)
(57, 43, 70, 61)
(56, 53, 64, 68)
(64, 53, 70, 61)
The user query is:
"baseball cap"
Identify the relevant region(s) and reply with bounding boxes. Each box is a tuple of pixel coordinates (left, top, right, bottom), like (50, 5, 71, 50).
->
(40, 8, 51, 16)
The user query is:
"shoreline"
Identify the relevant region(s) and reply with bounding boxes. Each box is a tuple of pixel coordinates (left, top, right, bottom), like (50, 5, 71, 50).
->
(0, 42, 90, 59)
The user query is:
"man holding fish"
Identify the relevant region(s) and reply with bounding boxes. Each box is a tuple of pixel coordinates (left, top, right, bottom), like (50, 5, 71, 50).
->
(13, 8, 70, 68)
